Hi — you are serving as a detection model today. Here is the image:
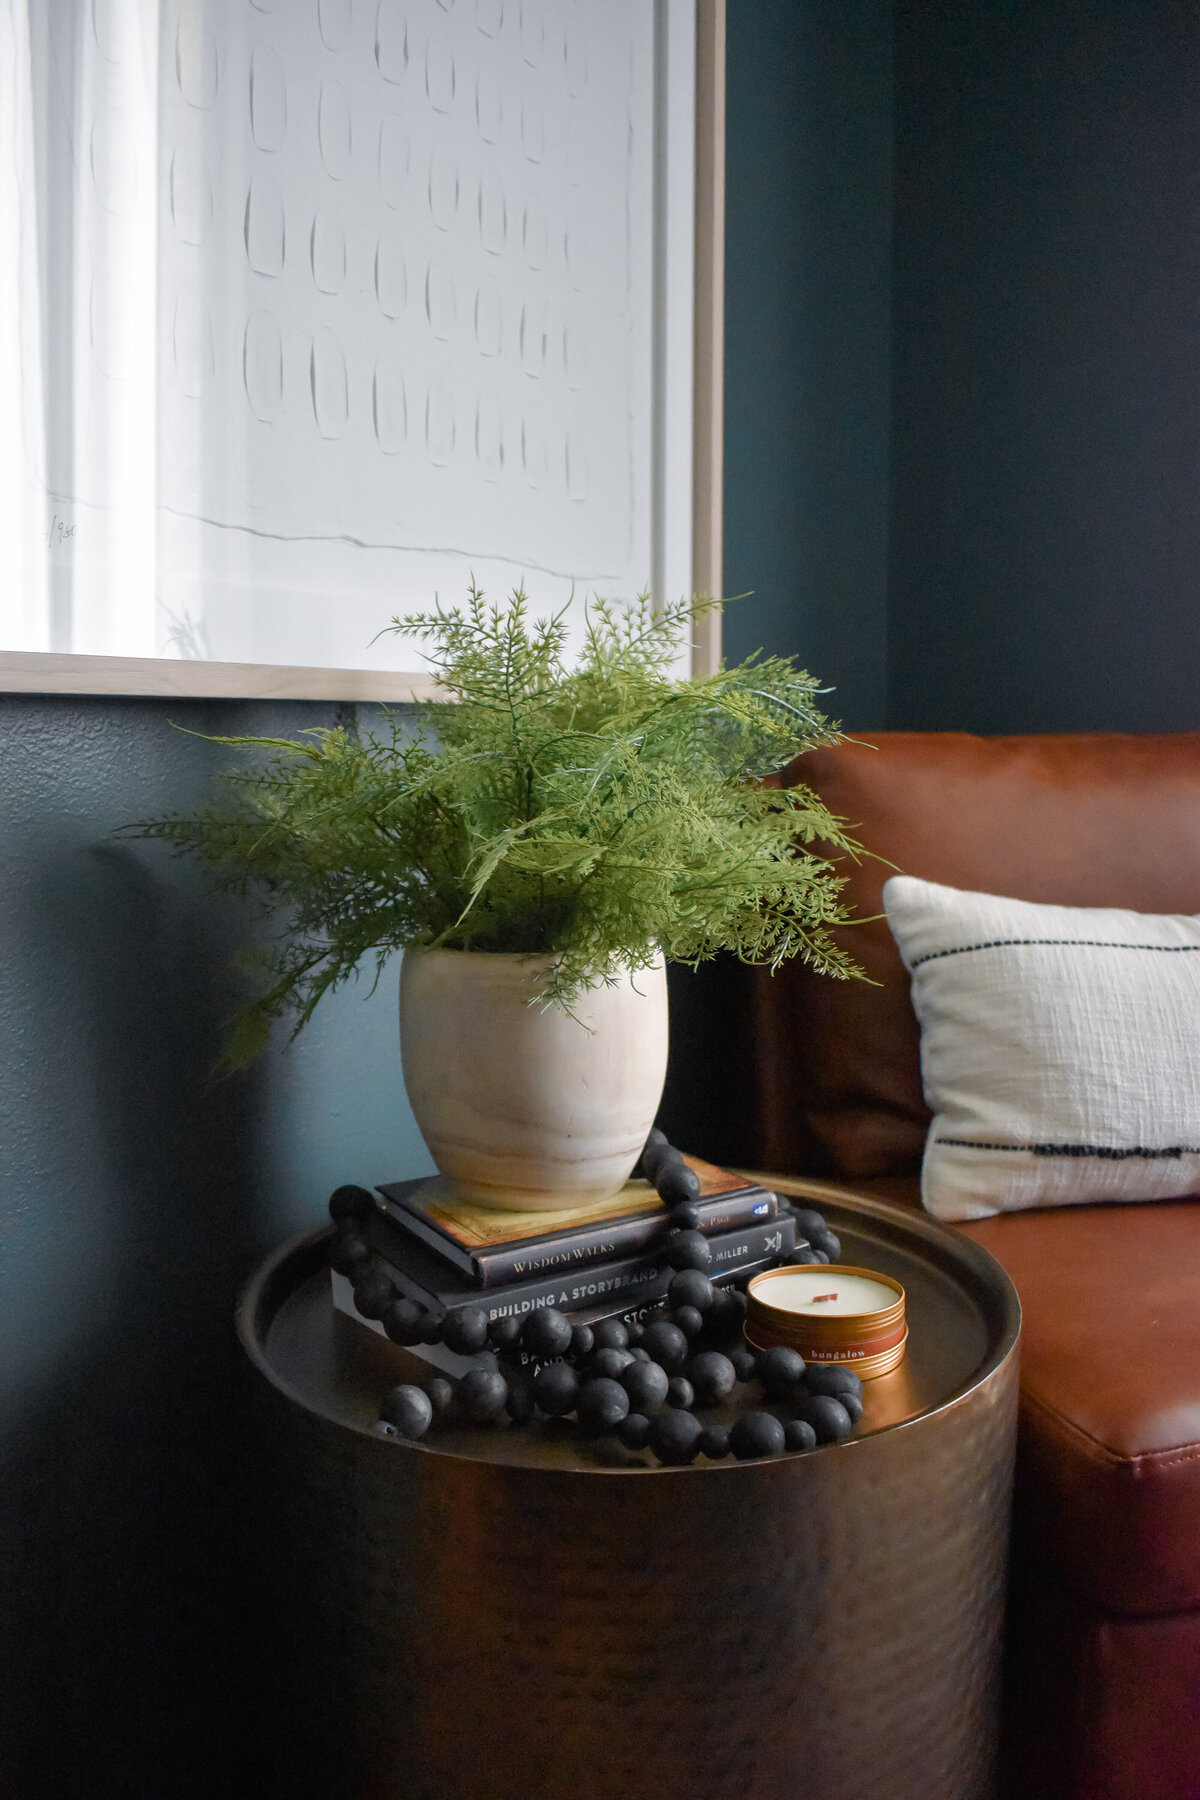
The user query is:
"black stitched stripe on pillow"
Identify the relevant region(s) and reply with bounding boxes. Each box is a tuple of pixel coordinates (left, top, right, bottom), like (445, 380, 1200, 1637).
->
(935, 1138, 1200, 1159)
(910, 938, 1200, 970)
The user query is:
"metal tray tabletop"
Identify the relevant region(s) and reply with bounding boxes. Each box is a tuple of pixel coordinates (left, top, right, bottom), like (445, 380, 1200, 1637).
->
(241, 1185, 1020, 1473)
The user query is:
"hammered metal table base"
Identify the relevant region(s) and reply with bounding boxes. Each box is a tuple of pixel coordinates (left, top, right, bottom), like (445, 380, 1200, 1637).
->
(239, 1195, 1019, 1800)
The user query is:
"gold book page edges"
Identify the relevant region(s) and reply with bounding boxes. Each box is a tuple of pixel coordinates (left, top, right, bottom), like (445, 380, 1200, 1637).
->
(413, 1156, 755, 1249)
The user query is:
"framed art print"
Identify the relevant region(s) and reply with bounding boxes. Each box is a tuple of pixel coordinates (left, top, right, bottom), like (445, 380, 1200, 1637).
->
(0, 0, 724, 698)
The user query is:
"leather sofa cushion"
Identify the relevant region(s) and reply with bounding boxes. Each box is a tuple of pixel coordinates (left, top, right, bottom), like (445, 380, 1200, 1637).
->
(755, 732, 1200, 1178)
(853, 1177, 1200, 1615)
(963, 1201, 1200, 1616)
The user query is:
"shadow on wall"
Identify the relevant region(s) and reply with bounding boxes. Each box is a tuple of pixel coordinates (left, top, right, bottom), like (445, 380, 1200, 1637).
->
(0, 826, 271, 1795)
(0, 695, 428, 1799)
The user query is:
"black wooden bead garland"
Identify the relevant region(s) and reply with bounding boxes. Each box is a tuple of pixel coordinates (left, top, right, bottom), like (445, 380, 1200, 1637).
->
(328, 1141, 860, 1467)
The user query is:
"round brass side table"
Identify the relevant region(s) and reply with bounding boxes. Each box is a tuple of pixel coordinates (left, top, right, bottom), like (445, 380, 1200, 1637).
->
(237, 1188, 1019, 1800)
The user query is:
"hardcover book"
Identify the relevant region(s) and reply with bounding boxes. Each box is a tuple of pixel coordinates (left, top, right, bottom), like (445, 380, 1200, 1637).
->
(375, 1157, 778, 1288)
(360, 1206, 797, 1327)
(331, 1212, 798, 1377)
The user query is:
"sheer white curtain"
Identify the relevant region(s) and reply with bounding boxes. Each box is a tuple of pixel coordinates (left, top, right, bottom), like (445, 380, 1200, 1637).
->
(1, 0, 48, 650)
(3, 0, 160, 656)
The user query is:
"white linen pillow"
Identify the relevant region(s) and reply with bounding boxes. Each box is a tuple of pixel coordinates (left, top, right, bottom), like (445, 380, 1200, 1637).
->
(883, 874, 1200, 1222)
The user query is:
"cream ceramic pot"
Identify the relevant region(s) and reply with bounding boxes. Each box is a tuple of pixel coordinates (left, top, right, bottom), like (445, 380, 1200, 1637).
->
(399, 947, 669, 1210)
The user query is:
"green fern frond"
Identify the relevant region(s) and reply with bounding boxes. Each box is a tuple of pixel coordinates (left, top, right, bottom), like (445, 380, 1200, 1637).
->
(127, 589, 864, 1062)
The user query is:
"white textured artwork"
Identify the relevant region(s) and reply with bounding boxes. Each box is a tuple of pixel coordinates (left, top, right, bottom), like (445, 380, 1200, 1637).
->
(5, 0, 694, 676)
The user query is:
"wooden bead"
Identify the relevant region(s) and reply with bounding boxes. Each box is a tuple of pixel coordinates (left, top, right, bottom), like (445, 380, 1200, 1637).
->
(702, 1289, 741, 1341)
(505, 1381, 536, 1426)
(791, 1207, 829, 1240)
(352, 1271, 396, 1320)
(569, 1324, 595, 1360)
(617, 1411, 652, 1451)
(728, 1345, 759, 1383)
(729, 1411, 787, 1461)
(328, 1185, 374, 1222)
(805, 1365, 863, 1400)
(625, 1321, 645, 1346)
(648, 1142, 683, 1181)
(784, 1418, 818, 1454)
(591, 1318, 630, 1353)
(523, 1308, 574, 1359)
(668, 1201, 702, 1230)
(656, 1161, 703, 1208)
(576, 1376, 631, 1435)
(620, 1359, 669, 1414)
(382, 1296, 425, 1346)
(697, 1424, 730, 1460)
(666, 1376, 695, 1410)
(796, 1395, 854, 1443)
(458, 1368, 509, 1425)
(647, 1408, 703, 1465)
(532, 1362, 578, 1417)
(837, 1390, 864, 1425)
(668, 1268, 716, 1313)
(810, 1228, 842, 1261)
(639, 1130, 673, 1181)
(670, 1305, 704, 1340)
(640, 1320, 689, 1373)
(666, 1229, 712, 1271)
(329, 1229, 372, 1276)
(442, 1306, 489, 1356)
(686, 1351, 736, 1405)
(423, 1376, 455, 1420)
(379, 1384, 433, 1439)
(488, 1316, 524, 1353)
(759, 1345, 807, 1400)
(589, 1347, 635, 1381)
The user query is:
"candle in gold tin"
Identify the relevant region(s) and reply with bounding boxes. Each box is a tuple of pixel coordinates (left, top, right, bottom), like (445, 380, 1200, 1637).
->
(746, 1264, 908, 1379)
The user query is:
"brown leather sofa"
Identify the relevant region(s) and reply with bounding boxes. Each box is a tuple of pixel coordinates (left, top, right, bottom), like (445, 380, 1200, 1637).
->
(680, 732, 1200, 1800)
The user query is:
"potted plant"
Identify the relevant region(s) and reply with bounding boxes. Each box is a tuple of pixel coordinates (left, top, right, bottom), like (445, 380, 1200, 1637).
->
(136, 590, 861, 1208)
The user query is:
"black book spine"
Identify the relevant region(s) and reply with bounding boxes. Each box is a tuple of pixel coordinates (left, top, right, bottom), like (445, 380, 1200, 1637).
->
(473, 1188, 777, 1287)
(387, 1186, 778, 1288)
(366, 1212, 796, 1325)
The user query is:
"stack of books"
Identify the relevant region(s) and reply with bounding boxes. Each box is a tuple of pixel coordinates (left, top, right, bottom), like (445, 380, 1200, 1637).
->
(331, 1155, 797, 1373)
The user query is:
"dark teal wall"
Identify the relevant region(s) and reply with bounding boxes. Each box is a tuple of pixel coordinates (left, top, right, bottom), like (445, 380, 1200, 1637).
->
(722, 0, 893, 730)
(0, 696, 432, 1797)
(725, 1, 1200, 737)
(888, 0, 1200, 732)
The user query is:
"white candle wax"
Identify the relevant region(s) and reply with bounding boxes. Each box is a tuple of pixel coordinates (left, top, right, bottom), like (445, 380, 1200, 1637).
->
(764, 1271, 898, 1317)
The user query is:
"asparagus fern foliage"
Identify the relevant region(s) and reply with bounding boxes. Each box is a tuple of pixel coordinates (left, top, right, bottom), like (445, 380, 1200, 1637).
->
(133, 589, 863, 1066)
